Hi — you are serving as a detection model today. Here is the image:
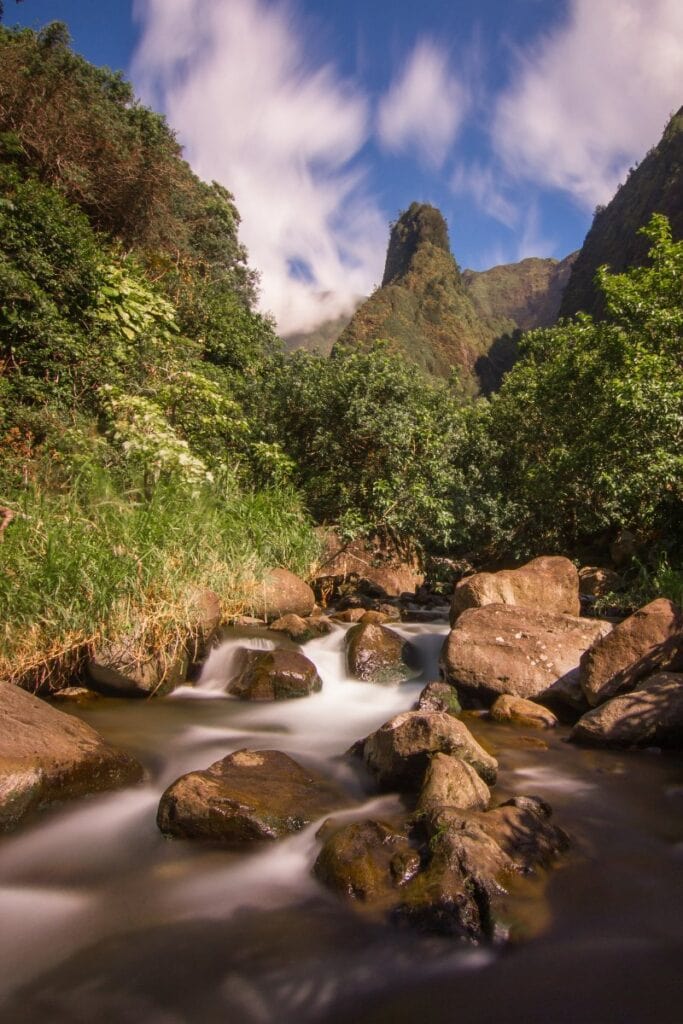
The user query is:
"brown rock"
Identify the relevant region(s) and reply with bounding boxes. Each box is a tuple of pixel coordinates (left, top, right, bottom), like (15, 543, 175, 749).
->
(571, 672, 683, 748)
(360, 710, 498, 790)
(247, 568, 315, 623)
(331, 608, 368, 623)
(440, 604, 611, 704)
(87, 639, 189, 699)
(580, 598, 683, 706)
(578, 566, 624, 598)
(227, 649, 322, 701)
(313, 819, 420, 903)
(0, 681, 143, 833)
(490, 694, 558, 729)
(451, 556, 580, 625)
(359, 610, 392, 625)
(269, 613, 321, 643)
(415, 681, 462, 716)
(345, 622, 419, 684)
(157, 749, 350, 842)
(416, 753, 490, 815)
(312, 529, 424, 602)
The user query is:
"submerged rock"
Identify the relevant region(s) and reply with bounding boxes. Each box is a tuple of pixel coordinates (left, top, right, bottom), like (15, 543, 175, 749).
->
(0, 681, 143, 832)
(571, 672, 683, 748)
(345, 622, 419, 684)
(440, 604, 611, 704)
(450, 556, 580, 625)
(227, 649, 322, 701)
(579, 598, 683, 707)
(490, 695, 558, 730)
(247, 569, 315, 623)
(359, 710, 498, 790)
(157, 749, 350, 843)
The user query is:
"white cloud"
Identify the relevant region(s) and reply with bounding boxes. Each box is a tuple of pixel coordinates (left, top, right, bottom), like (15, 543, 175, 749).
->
(450, 161, 519, 228)
(132, 0, 386, 334)
(377, 39, 467, 168)
(494, 0, 683, 208)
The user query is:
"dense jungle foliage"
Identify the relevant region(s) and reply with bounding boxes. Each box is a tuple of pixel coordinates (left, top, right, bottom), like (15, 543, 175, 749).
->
(0, 24, 681, 680)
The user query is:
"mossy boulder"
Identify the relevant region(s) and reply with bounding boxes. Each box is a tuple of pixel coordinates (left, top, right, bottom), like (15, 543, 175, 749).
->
(313, 819, 420, 904)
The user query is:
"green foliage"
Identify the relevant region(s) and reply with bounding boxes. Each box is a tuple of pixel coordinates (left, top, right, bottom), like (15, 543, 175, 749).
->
(455, 214, 683, 557)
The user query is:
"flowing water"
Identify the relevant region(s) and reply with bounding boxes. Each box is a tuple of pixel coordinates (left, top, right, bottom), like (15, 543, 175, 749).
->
(0, 621, 682, 1023)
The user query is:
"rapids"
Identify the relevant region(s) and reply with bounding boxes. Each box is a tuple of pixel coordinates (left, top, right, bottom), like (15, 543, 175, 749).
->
(0, 620, 681, 1023)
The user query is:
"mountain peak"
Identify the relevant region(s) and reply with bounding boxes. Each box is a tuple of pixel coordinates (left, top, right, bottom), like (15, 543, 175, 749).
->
(381, 202, 452, 286)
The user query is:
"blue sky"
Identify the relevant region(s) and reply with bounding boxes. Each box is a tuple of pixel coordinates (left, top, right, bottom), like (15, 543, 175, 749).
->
(7, 0, 683, 332)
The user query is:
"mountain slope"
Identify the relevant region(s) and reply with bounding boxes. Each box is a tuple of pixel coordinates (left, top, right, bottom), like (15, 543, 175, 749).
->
(560, 105, 683, 318)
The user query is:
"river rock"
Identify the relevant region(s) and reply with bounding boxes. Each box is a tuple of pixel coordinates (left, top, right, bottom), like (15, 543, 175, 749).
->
(313, 819, 420, 903)
(331, 608, 368, 623)
(579, 598, 683, 707)
(227, 649, 322, 701)
(490, 694, 558, 729)
(450, 556, 580, 625)
(440, 604, 611, 704)
(415, 681, 462, 716)
(157, 749, 350, 842)
(268, 613, 330, 644)
(312, 528, 424, 602)
(345, 622, 419, 684)
(87, 637, 189, 699)
(0, 681, 143, 832)
(416, 753, 490, 815)
(247, 568, 315, 623)
(359, 711, 498, 790)
(570, 672, 683, 748)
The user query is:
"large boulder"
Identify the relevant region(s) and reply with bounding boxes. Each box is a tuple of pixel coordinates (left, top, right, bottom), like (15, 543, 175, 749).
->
(440, 604, 611, 704)
(416, 753, 490, 815)
(490, 694, 558, 730)
(246, 568, 315, 623)
(312, 529, 424, 602)
(157, 749, 350, 842)
(345, 622, 419, 684)
(570, 672, 683, 748)
(450, 556, 580, 625)
(0, 681, 143, 832)
(359, 711, 498, 790)
(227, 649, 322, 701)
(579, 598, 683, 706)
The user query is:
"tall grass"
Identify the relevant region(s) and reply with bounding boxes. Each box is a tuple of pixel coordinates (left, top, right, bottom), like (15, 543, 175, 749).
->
(0, 468, 319, 689)
(594, 556, 683, 616)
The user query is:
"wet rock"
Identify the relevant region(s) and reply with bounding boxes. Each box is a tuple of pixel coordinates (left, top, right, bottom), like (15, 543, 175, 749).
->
(50, 686, 101, 704)
(0, 681, 143, 833)
(359, 610, 392, 625)
(268, 613, 330, 644)
(465, 795, 569, 872)
(578, 566, 624, 598)
(345, 622, 419, 684)
(571, 672, 683, 748)
(490, 695, 558, 730)
(87, 637, 189, 699)
(416, 753, 490, 815)
(450, 556, 580, 625)
(440, 604, 611, 704)
(415, 681, 462, 716)
(157, 749, 350, 843)
(580, 598, 683, 707)
(331, 608, 368, 623)
(313, 819, 420, 903)
(394, 838, 483, 939)
(359, 711, 498, 790)
(246, 568, 315, 623)
(227, 649, 322, 701)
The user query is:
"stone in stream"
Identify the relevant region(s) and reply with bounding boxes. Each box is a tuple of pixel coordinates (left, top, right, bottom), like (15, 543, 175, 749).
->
(450, 556, 580, 626)
(415, 680, 462, 716)
(416, 753, 490, 816)
(87, 638, 189, 699)
(157, 749, 351, 843)
(358, 710, 498, 790)
(268, 613, 331, 644)
(246, 568, 316, 623)
(313, 819, 421, 903)
(440, 604, 611, 705)
(0, 681, 143, 833)
(570, 672, 683, 748)
(227, 648, 322, 701)
(579, 598, 683, 707)
(345, 622, 420, 684)
(490, 694, 558, 730)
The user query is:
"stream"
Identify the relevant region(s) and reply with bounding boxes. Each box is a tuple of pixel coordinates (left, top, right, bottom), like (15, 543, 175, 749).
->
(0, 620, 682, 1023)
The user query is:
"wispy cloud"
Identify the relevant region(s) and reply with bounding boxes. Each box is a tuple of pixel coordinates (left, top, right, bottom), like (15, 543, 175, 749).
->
(132, 0, 385, 333)
(450, 161, 518, 228)
(377, 39, 467, 169)
(493, 0, 683, 208)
